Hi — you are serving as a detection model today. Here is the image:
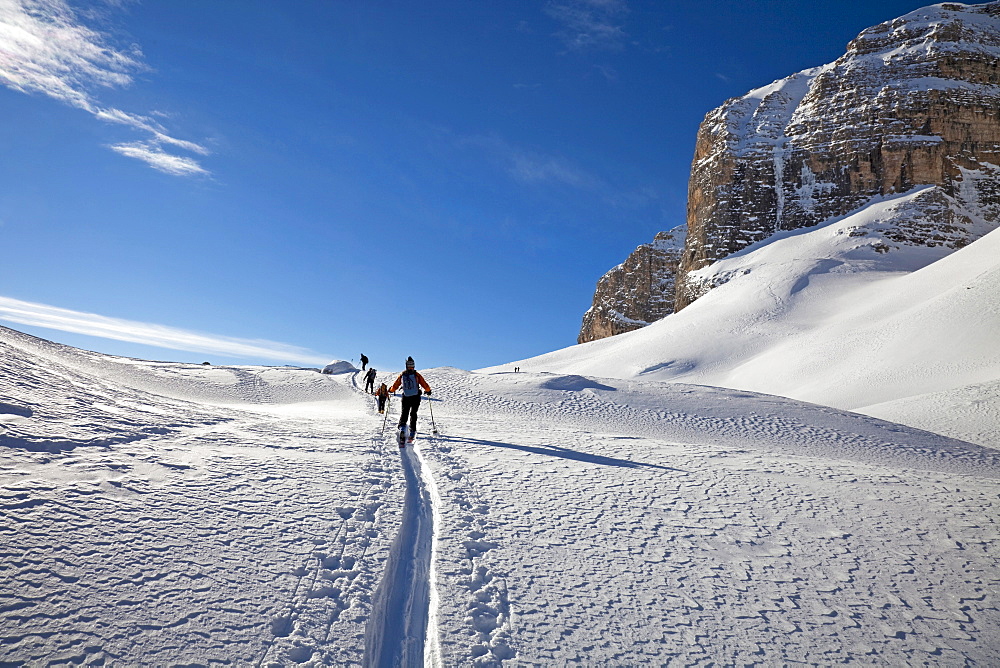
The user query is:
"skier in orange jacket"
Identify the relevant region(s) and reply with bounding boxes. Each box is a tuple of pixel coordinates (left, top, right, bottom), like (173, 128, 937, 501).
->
(389, 356, 431, 445)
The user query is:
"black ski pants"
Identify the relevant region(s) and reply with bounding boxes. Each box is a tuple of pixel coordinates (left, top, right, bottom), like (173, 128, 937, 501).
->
(398, 394, 421, 433)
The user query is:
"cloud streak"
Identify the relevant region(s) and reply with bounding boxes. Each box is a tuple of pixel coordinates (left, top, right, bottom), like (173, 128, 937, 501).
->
(0, 296, 329, 365)
(461, 132, 662, 210)
(109, 141, 209, 177)
(545, 0, 628, 52)
(0, 0, 209, 175)
(465, 134, 603, 190)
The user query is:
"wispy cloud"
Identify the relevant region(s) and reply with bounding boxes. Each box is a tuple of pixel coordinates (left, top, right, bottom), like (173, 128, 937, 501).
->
(545, 0, 628, 52)
(466, 134, 602, 190)
(109, 141, 209, 177)
(460, 132, 662, 211)
(508, 150, 599, 189)
(0, 0, 209, 176)
(0, 296, 329, 365)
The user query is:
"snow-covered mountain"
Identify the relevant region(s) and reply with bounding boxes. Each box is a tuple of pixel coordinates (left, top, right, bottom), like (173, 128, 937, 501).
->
(2, 324, 999, 665)
(583, 1, 1000, 338)
(682, 1, 1000, 298)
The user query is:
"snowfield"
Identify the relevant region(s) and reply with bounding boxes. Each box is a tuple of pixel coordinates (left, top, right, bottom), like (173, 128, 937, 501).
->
(2, 324, 998, 666)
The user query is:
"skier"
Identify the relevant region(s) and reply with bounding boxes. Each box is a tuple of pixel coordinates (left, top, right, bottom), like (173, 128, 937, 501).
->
(375, 383, 390, 414)
(363, 367, 377, 394)
(389, 356, 431, 446)
(360, 353, 369, 371)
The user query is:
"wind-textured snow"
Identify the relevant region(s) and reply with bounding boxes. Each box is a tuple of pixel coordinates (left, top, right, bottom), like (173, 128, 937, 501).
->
(2, 322, 999, 665)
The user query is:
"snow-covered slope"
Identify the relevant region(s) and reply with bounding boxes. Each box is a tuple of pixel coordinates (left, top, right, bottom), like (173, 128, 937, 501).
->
(2, 324, 999, 664)
(678, 1, 1000, 310)
(495, 188, 1000, 448)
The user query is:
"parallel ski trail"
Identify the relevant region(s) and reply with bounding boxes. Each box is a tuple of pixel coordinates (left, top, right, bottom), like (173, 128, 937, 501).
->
(364, 441, 440, 667)
(418, 440, 444, 668)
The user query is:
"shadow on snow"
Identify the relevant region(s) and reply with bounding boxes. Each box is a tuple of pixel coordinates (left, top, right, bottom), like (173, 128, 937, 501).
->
(439, 435, 686, 473)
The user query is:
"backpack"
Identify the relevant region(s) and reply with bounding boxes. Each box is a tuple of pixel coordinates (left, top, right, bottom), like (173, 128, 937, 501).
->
(401, 370, 421, 396)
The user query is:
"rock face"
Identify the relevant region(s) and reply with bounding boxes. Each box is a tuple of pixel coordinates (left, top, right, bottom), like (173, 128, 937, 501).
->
(578, 227, 684, 343)
(677, 1, 1000, 309)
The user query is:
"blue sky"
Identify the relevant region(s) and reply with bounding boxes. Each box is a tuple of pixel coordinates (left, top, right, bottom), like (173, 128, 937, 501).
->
(0, 0, 930, 372)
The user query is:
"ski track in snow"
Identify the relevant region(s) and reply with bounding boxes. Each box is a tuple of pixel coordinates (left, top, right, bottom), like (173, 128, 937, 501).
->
(1, 327, 999, 665)
(363, 442, 437, 668)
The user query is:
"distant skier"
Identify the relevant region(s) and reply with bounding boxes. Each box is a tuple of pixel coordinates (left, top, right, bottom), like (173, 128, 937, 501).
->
(375, 383, 389, 413)
(363, 367, 377, 393)
(389, 356, 431, 446)
(360, 353, 369, 371)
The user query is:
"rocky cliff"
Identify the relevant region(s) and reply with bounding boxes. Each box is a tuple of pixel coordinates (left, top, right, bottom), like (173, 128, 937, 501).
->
(677, 1, 1000, 308)
(578, 227, 684, 343)
(580, 1, 1000, 342)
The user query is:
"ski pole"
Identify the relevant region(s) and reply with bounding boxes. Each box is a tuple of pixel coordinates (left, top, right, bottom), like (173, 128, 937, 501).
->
(427, 394, 439, 436)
